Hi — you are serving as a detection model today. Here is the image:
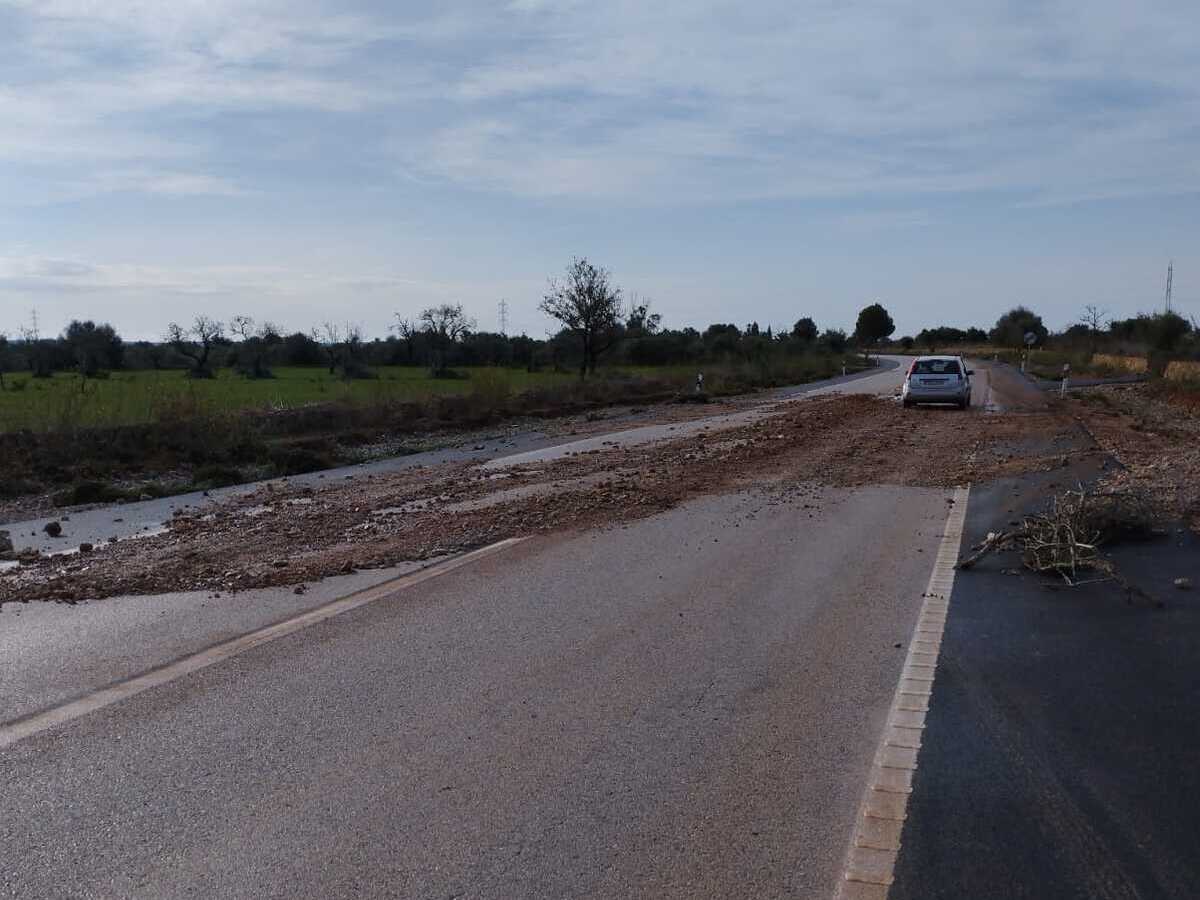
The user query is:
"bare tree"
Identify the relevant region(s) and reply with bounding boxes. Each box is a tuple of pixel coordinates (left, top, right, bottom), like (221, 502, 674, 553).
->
(318, 322, 343, 375)
(167, 316, 224, 378)
(1080, 304, 1109, 353)
(318, 322, 370, 379)
(540, 257, 622, 377)
(391, 315, 419, 365)
(0, 331, 7, 390)
(229, 315, 277, 379)
(419, 303, 474, 375)
(1080, 304, 1108, 333)
(230, 315, 256, 340)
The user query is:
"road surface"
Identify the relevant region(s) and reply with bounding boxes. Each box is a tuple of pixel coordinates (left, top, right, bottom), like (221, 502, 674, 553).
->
(2, 357, 1010, 898)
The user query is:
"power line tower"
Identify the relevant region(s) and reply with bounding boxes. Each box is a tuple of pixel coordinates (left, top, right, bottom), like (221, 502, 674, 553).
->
(1164, 260, 1174, 314)
(498, 298, 509, 336)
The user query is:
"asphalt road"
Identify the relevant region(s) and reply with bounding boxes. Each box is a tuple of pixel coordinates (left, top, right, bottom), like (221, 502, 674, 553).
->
(1, 484, 955, 899)
(2, 356, 1037, 899)
(891, 460, 1200, 900)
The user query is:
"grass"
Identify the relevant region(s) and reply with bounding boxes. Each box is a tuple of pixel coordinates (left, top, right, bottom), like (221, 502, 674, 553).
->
(0, 366, 580, 433)
(0, 357, 865, 434)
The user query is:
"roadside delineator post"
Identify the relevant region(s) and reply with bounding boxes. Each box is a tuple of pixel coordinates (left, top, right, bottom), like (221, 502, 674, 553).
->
(1061, 363, 1070, 397)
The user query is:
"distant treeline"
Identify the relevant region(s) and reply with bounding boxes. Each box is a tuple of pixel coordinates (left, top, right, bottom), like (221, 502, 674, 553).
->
(0, 317, 855, 380)
(1, 286, 1195, 386)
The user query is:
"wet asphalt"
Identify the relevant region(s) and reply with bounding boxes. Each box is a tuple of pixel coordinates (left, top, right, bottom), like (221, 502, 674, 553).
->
(891, 460, 1200, 900)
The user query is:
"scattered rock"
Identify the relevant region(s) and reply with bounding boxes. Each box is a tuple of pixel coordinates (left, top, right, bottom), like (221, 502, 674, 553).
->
(79, 542, 94, 553)
(272, 559, 289, 568)
(43, 521, 63, 538)
(294, 585, 308, 595)
(0, 530, 14, 561)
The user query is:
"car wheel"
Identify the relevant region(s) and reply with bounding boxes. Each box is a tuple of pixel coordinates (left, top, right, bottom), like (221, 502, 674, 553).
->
(902, 396, 914, 408)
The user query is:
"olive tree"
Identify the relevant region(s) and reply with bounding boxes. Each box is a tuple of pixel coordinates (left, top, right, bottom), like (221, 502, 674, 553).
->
(167, 316, 224, 378)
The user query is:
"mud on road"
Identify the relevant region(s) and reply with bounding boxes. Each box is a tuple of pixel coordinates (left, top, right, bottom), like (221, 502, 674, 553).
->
(2, 387, 1110, 606)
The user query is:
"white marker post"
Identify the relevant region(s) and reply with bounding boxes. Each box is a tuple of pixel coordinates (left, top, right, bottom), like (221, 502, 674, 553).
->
(1061, 362, 1070, 397)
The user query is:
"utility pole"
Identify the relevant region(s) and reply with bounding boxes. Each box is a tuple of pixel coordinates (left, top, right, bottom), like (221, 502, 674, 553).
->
(498, 298, 509, 337)
(1165, 261, 1174, 314)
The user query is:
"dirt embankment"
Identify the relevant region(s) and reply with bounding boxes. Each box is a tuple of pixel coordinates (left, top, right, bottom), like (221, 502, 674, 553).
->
(2, 392, 1098, 605)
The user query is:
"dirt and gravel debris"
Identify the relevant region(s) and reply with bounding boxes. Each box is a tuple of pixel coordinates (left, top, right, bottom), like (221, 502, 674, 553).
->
(1069, 383, 1200, 529)
(0, 393, 1103, 605)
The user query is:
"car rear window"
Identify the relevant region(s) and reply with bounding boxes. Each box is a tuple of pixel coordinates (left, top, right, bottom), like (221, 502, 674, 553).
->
(913, 359, 961, 375)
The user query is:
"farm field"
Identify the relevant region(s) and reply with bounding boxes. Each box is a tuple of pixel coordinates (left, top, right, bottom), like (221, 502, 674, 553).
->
(0, 358, 855, 433)
(0, 366, 582, 433)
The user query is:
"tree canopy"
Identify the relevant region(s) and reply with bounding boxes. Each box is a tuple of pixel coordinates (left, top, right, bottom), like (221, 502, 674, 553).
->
(854, 303, 895, 345)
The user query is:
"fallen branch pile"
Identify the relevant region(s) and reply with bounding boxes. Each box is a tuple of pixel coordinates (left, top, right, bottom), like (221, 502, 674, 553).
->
(957, 488, 1160, 600)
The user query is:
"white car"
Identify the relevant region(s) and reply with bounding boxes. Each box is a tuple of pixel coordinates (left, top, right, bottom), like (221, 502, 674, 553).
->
(902, 355, 973, 409)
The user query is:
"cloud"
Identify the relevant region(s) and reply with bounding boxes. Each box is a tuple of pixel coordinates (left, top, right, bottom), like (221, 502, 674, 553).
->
(4, 0, 1200, 207)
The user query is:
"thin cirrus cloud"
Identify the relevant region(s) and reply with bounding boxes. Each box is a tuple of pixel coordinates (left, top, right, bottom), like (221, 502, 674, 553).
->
(0, 0, 1197, 335)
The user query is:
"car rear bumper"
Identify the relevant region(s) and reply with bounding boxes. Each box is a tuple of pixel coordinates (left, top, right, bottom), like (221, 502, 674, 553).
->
(904, 387, 970, 403)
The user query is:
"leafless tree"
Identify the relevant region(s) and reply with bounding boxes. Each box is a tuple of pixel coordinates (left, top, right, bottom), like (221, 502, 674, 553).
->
(167, 316, 224, 378)
(0, 331, 7, 390)
(229, 315, 279, 378)
(392, 315, 419, 365)
(1080, 304, 1109, 353)
(419, 303, 474, 375)
(540, 257, 622, 377)
(1080, 304, 1109, 334)
(318, 322, 370, 378)
(317, 322, 343, 374)
(230, 315, 256, 340)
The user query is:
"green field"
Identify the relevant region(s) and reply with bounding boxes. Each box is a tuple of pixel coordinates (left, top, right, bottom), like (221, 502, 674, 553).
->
(0, 355, 860, 434)
(0, 366, 585, 433)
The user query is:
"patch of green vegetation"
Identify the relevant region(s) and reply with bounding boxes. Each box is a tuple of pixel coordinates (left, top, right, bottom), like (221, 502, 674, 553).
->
(0, 358, 862, 434)
(0, 366, 581, 433)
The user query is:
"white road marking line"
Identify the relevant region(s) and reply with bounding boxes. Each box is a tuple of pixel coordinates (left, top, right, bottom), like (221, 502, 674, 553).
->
(836, 486, 970, 900)
(0, 538, 526, 750)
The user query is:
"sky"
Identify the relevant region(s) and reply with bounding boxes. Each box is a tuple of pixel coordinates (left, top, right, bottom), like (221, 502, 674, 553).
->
(1, 0, 1197, 342)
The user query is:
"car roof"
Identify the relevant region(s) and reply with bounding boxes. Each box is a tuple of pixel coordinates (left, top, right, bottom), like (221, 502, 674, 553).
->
(914, 355, 962, 361)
